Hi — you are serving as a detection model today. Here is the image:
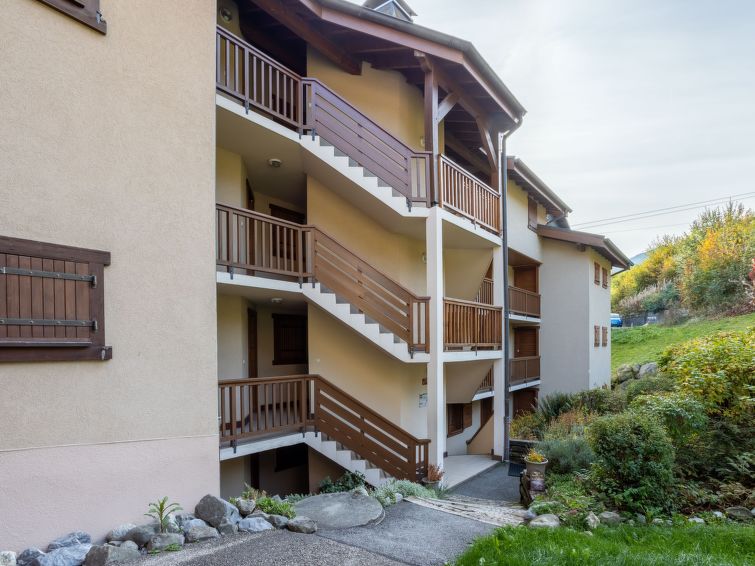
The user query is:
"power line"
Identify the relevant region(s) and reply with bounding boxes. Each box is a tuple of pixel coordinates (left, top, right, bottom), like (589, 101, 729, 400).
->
(572, 191, 755, 229)
(603, 221, 691, 234)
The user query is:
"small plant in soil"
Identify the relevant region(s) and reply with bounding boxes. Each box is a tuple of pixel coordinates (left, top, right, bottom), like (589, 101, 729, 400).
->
(145, 496, 182, 533)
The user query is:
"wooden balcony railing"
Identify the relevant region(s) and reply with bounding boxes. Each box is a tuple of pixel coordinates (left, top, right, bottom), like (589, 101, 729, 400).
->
(444, 298, 502, 350)
(216, 205, 429, 353)
(218, 375, 430, 481)
(477, 367, 494, 393)
(510, 356, 541, 381)
(475, 277, 494, 305)
(438, 155, 501, 234)
(509, 286, 541, 317)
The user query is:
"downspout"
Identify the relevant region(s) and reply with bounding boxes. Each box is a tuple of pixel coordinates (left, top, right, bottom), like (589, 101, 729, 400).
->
(499, 120, 522, 462)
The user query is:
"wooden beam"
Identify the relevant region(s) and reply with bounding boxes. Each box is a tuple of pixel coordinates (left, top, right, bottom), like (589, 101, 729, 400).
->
(424, 63, 439, 202)
(437, 91, 459, 122)
(445, 133, 490, 177)
(248, 0, 362, 75)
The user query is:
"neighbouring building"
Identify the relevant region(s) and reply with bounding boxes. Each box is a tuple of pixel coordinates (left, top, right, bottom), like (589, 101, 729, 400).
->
(0, 0, 630, 551)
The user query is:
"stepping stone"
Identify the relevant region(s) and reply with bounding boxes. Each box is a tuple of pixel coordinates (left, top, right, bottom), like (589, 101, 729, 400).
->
(294, 492, 384, 529)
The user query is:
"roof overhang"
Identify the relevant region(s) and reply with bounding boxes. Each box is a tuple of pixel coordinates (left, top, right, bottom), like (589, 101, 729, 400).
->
(506, 157, 572, 217)
(536, 225, 632, 269)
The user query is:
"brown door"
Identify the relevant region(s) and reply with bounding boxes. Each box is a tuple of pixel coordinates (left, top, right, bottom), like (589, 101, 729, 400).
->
(514, 327, 538, 357)
(513, 388, 538, 416)
(480, 397, 493, 423)
(247, 309, 258, 378)
(513, 266, 538, 292)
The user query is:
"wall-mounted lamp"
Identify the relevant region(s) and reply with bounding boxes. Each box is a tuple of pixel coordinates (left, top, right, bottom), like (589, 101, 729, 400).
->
(220, 7, 233, 22)
(271, 297, 283, 304)
(268, 158, 282, 168)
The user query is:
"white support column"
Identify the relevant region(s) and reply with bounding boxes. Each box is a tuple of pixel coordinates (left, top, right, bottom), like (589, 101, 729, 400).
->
(426, 207, 445, 466)
(492, 245, 506, 459)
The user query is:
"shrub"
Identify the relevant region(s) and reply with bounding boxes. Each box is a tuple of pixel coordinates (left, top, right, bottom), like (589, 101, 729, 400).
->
(319, 471, 366, 493)
(371, 479, 437, 506)
(625, 376, 675, 404)
(241, 484, 267, 501)
(509, 412, 541, 440)
(542, 409, 595, 440)
(574, 388, 626, 415)
(255, 496, 295, 518)
(535, 392, 575, 423)
(540, 438, 595, 474)
(659, 328, 754, 423)
(587, 412, 676, 513)
(630, 392, 708, 446)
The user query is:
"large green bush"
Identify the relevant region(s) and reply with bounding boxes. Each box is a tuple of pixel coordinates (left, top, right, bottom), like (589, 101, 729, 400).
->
(587, 412, 676, 513)
(625, 376, 675, 404)
(540, 437, 595, 474)
(630, 392, 708, 446)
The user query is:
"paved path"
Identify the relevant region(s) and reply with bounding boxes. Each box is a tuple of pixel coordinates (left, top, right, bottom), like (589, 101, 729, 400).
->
(448, 462, 520, 502)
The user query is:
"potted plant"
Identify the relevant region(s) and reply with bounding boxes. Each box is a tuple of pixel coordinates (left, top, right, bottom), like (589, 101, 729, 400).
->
(422, 464, 445, 489)
(524, 447, 548, 477)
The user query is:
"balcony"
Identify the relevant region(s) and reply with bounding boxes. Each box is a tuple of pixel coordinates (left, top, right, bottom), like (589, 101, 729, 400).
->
(443, 298, 502, 351)
(510, 356, 541, 384)
(215, 26, 500, 235)
(508, 286, 541, 318)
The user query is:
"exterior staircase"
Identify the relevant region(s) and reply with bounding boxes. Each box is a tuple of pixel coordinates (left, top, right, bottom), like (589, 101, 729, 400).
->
(305, 433, 393, 487)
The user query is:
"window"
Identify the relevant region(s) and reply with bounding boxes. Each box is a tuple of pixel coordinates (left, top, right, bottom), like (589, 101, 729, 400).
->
(602, 267, 609, 289)
(593, 325, 600, 347)
(594, 262, 600, 285)
(272, 314, 307, 365)
(36, 0, 107, 34)
(602, 326, 608, 347)
(0, 235, 111, 362)
(527, 198, 538, 230)
(447, 403, 472, 436)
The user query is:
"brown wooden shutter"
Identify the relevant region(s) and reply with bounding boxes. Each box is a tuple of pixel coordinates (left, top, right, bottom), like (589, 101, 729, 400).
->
(528, 198, 538, 230)
(463, 403, 473, 429)
(602, 267, 608, 289)
(594, 325, 600, 347)
(447, 404, 464, 436)
(0, 235, 111, 362)
(35, 0, 107, 34)
(602, 326, 608, 347)
(594, 262, 600, 285)
(272, 314, 307, 365)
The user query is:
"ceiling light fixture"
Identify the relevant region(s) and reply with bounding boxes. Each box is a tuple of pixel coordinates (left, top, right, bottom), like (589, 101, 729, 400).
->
(268, 158, 282, 168)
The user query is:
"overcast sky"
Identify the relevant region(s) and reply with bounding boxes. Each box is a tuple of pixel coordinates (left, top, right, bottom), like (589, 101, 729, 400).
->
(395, 0, 755, 256)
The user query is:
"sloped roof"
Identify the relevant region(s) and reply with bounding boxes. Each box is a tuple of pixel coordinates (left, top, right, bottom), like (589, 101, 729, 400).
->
(506, 157, 572, 217)
(537, 224, 632, 269)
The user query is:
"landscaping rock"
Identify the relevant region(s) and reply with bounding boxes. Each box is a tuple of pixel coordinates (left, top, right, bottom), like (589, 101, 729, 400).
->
(249, 511, 270, 521)
(237, 517, 274, 534)
(47, 533, 91, 552)
(216, 521, 238, 537)
(173, 513, 196, 530)
(0, 552, 16, 566)
(286, 517, 317, 534)
(123, 525, 159, 548)
(84, 545, 140, 566)
(271, 495, 283, 503)
(105, 524, 136, 543)
(351, 486, 369, 497)
(234, 499, 255, 517)
(638, 362, 658, 378)
(146, 533, 184, 552)
(185, 525, 220, 543)
(118, 542, 137, 553)
(725, 506, 753, 521)
(598, 511, 622, 525)
(635, 514, 647, 525)
(34, 544, 91, 566)
(164, 515, 181, 534)
(523, 509, 537, 522)
(181, 519, 209, 534)
(294, 492, 383, 529)
(195, 495, 241, 528)
(584, 512, 600, 530)
(712, 511, 725, 519)
(265, 515, 289, 529)
(651, 518, 665, 526)
(528, 514, 560, 528)
(614, 364, 635, 384)
(688, 517, 705, 524)
(16, 549, 44, 566)
(393, 493, 403, 503)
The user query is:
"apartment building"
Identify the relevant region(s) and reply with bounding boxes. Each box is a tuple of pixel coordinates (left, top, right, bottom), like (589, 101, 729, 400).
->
(0, 0, 629, 550)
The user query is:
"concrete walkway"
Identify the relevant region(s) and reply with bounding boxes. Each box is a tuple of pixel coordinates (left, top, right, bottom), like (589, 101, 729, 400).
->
(443, 454, 499, 488)
(448, 462, 520, 502)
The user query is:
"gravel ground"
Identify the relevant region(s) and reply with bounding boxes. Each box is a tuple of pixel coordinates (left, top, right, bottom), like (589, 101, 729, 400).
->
(137, 530, 404, 566)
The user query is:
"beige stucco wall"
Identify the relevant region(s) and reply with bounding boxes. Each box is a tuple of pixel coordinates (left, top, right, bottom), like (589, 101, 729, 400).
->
(307, 177, 427, 294)
(0, 0, 218, 550)
(467, 410, 494, 455)
(444, 248, 493, 301)
(506, 180, 544, 261)
(216, 146, 247, 208)
(588, 250, 612, 389)
(220, 456, 251, 500)
(308, 306, 427, 438)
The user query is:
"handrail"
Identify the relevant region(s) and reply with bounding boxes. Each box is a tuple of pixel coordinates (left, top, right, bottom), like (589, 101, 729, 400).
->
(508, 285, 541, 317)
(216, 204, 429, 353)
(438, 155, 501, 234)
(475, 277, 494, 305)
(218, 374, 429, 481)
(443, 298, 502, 350)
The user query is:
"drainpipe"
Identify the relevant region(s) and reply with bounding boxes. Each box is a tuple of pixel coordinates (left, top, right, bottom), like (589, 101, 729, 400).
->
(499, 119, 522, 462)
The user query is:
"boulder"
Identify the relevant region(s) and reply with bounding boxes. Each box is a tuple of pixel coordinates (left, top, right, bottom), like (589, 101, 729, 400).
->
(234, 499, 256, 517)
(122, 525, 159, 548)
(47, 534, 91, 553)
(33, 545, 91, 566)
(164, 515, 181, 534)
(105, 524, 136, 543)
(712, 511, 725, 519)
(195, 495, 241, 528)
(172, 513, 196, 530)
(265, 515, 289, 529)
(16, 549, 44, 566)
(0, 552, 16, 566)
(638, 362, 658, 378)
(118, 542, 137, 553)
(271, 495, 283, 503)
(146, 533, 184, 552)
(635, 514, 647, 525)
(248, 511, 270, 521)
(181, 519, 209, 534)
(752, 508, 755, 518)
(217, 521, 238, 537)
(528, 514, 560, 528)
(286, 517, 317, 534)
(185, 525, 220, 543)
(584, 512, 600, 530)
(523, 509, 537, 522)
(614, 365, 635, 384)
(598, 511, 622, 525)
(725, 506, 753, 521)
(351, 487, 369, 497)
(237, 518, 274, 534)
(393, 493, 403, 503)
(688, 517, 705, 524)
(651, 518, 665, 526)
(83, 545, 140, 566)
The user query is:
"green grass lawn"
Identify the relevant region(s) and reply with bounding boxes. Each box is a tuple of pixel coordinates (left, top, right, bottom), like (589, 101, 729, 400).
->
(611, 312, 755, 372)
(456, 524, 755, 566)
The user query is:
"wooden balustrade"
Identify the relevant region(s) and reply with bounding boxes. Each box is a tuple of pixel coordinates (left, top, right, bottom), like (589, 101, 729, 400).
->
(508, 286, 541, 317)
(478, 367, 494, 392)
(444, 298, 502, 350)
(303, 79, 432, 207)
(475, 277, 494, 305)
(438, 155, 501, 234)
(218, 375, 429, 481)
(510, 356, 541, 381)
